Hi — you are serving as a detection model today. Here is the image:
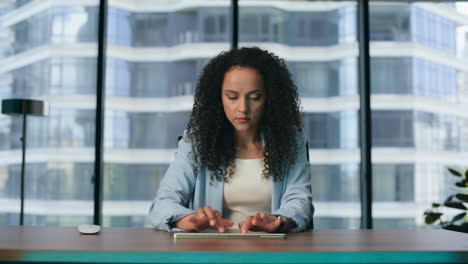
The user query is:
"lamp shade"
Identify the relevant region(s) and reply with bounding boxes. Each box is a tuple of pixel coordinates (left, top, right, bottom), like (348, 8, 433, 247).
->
(1, 99, 48, 116)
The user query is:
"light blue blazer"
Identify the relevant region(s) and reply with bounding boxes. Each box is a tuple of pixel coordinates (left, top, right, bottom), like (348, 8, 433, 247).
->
(149, 132, 314, 232)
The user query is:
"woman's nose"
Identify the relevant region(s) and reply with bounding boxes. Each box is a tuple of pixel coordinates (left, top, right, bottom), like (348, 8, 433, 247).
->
(238, 98, 248, 114)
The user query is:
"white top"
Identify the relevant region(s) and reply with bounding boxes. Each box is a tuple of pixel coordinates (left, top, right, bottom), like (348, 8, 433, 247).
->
(223, 158, 271, 227)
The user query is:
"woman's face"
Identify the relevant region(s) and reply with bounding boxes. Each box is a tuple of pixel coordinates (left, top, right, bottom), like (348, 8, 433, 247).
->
(221, 66, 265, 135)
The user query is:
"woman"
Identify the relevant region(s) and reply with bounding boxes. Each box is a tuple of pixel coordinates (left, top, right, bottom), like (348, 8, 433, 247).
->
(149, 47, 314, 233)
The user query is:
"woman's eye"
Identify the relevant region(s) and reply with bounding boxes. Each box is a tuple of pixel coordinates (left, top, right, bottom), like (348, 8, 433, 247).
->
(226, 95, 261, 100)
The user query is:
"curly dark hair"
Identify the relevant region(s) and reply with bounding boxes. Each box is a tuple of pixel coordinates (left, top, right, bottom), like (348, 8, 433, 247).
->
(186, 46, 302, 183)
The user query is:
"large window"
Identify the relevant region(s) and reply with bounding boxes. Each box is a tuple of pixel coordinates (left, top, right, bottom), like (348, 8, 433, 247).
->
(370, 1, 468, 229)
(0, 1, 97, 225)
(102, 1, 230, 227)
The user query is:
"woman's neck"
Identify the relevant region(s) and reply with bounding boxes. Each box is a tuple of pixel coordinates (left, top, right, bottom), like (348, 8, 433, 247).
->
(234, 129, 264, 159)
(234, 130, 261, 148)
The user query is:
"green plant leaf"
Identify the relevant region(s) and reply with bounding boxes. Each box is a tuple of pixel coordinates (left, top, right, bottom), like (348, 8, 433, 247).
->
(465, 169, 468, 179)
(455, 181, 468, 188)
(444, 202, 468, 210)
(444, 195, 454, 204)
(455, 194, 468, 202)
(432, 203, 441, 208)
(451, 212, 467, 224)
(424, 212, 443, 224)
(444, 224, 468, 233)
(448, 168, 462, 177)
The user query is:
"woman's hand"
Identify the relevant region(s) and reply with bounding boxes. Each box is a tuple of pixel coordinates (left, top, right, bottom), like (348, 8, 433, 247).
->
(238, 213, 282, 233)
(175, 206, 233, 232)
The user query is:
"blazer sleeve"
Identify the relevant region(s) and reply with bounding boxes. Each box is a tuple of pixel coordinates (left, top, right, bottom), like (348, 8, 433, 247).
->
(148, 134, 197, 232)
(272, 133, 314, 232)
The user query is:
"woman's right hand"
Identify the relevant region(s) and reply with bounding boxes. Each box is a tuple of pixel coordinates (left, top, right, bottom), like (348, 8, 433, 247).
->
(175, 206, 233, 232)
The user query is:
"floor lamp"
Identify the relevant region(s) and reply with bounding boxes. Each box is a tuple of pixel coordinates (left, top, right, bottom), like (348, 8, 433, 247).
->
(1, 99, 48, 225)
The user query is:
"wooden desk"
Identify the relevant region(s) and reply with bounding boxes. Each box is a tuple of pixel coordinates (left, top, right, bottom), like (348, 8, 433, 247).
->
(1, 226, 467, 263)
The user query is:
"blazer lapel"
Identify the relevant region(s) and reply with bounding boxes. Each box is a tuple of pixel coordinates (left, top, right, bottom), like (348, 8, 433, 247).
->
(205, 169, 224, 212)
(261, 129, 283, 211)
(271, 177, 283, 211)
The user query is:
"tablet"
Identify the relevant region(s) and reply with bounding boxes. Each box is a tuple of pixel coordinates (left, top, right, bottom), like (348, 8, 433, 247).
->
(173, 232, 286, 239)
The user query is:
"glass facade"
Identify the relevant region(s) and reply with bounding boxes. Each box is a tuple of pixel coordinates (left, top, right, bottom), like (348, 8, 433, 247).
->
(102, 2, 230, 227)
(105, 59, 206, 98)
(290, 59, 357, 97)
(239, 5, 356, 46)
(369, 1, 468, 229)
(107, 7, 230, 47)
(0, 0, 467, 229)
(0, 0, 97, 225)
(11, 7, 98, 54)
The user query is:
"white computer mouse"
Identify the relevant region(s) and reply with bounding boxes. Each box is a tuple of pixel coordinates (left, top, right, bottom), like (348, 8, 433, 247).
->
(78, 224, 101, 234)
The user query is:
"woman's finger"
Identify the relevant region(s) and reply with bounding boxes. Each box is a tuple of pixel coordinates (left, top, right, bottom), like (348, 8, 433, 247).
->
(260, 213, 266, 223)
(214, 210, 225, 232)
(252, 213, 262, 226)
(238, 221, 244, 231)
(203, 206, 219, 228)
(241, 216, 253, 233)
(191, 208, 209, 230)
(197, 208, 207, 221)
(223, 219, 234, 227)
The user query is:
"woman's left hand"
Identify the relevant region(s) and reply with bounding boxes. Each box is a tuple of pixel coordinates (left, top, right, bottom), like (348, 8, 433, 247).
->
(238, 213, 281, 233)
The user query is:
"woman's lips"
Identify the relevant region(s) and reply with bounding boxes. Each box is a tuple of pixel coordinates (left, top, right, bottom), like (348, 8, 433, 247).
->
(236, 118, 250, 122)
